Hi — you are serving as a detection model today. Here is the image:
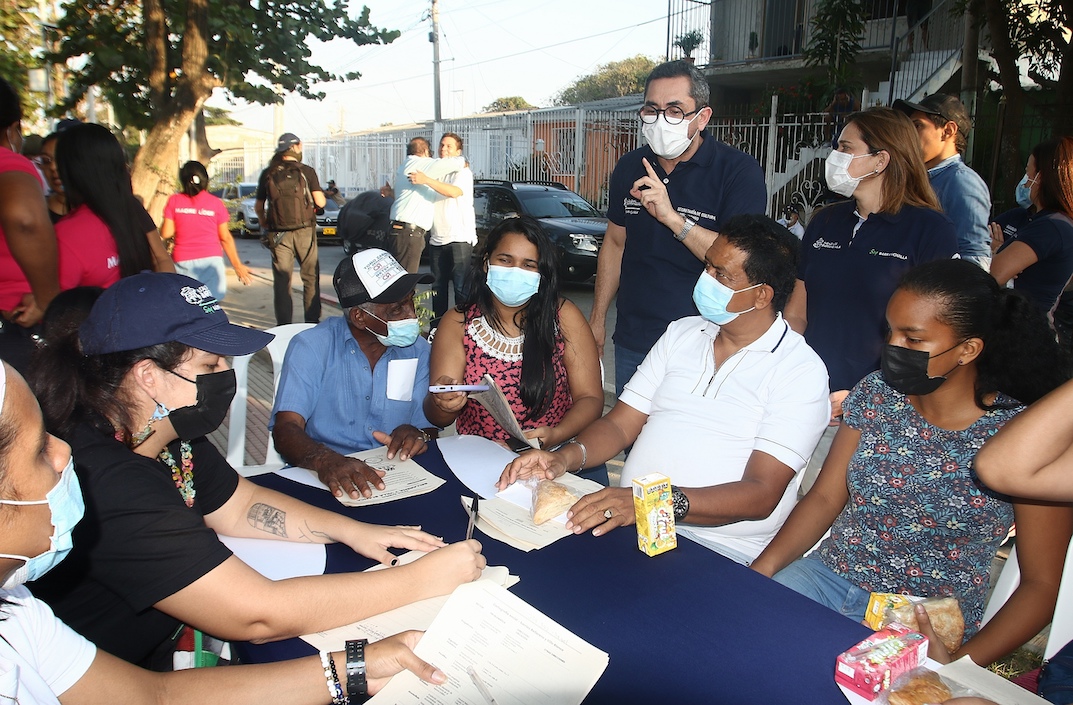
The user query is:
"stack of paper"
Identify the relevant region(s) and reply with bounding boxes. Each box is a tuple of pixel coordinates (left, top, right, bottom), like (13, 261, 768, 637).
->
(369, 580, 609, 705)
(276, 445, 445, 506)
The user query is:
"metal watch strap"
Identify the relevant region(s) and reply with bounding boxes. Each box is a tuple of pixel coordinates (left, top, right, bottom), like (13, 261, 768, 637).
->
(671, 485, 690, 522)
(675, 217, 697, 242)
(345, 638, 369, 703)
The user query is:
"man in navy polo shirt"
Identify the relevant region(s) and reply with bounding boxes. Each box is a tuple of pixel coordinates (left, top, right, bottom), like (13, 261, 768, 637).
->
(588, 60, 767, 396)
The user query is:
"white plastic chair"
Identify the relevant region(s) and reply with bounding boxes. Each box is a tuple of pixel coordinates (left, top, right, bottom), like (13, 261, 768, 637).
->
(980, 538, 1073, 660)
(226, 323, 315, 476)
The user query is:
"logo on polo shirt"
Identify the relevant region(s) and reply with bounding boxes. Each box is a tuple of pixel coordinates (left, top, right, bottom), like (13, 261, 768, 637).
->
(180, 284, 221, 313)
(868, 249, 908, 260)
(812, 238, 842, 250)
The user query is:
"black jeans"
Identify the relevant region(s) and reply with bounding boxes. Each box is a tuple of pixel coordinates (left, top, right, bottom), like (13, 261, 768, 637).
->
(428, 241, 474, 318)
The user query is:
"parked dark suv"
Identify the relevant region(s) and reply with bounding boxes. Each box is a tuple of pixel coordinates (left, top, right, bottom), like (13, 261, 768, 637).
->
(473, 180, 605, 282)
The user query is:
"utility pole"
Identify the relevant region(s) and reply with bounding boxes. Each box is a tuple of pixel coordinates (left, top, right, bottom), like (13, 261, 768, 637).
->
(431, 0, 442, 122)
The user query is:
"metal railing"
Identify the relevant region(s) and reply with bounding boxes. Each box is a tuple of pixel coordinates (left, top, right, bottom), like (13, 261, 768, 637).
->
(885, 0, 962, 103)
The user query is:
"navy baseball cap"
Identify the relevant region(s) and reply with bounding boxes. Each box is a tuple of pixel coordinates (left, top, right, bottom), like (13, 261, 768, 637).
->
(276, 132, 301, 153)
(893, 94, 971, 135)
(80, 273, 274, 356)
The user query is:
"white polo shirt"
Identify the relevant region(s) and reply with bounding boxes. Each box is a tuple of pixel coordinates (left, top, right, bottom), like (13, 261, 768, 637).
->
(618, 314, 830, 562)
(430, 167, 477, 247)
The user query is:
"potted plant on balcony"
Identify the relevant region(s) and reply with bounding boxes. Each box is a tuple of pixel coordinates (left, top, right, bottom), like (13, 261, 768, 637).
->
(674, 30, 705, 63)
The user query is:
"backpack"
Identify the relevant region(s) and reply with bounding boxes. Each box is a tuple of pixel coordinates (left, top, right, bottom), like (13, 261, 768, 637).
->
(265, 162, 313, 231)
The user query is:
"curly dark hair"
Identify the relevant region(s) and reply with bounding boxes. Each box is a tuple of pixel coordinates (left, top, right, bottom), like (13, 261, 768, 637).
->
(461, 216, 562, 421)
(898, 259, 1072, 408)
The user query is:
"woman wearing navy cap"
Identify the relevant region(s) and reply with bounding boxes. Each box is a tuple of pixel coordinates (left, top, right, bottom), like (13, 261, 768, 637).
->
(25, 272, 485, 669)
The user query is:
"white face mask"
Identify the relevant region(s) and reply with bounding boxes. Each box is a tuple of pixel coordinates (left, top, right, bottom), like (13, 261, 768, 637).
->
(825, 150, 880, 197)
(642, 112, 701, 160)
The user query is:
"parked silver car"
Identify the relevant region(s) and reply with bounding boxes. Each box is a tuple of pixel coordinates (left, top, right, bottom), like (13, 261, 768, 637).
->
(212, 182, 260, 237)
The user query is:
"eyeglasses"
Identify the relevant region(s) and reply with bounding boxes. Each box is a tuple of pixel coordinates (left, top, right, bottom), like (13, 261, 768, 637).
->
(638, 105, 706, 125)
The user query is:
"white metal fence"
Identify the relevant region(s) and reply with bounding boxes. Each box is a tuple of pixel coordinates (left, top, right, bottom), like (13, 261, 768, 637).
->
(209, 97, 831, 223)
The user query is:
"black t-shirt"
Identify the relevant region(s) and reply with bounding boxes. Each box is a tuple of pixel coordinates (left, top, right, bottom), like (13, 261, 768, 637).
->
(29, 424, 238, 664)
(255, 161, 322, 230)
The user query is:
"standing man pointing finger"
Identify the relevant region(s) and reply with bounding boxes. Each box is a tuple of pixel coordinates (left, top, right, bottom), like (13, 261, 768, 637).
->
(590, 60, 767, 396)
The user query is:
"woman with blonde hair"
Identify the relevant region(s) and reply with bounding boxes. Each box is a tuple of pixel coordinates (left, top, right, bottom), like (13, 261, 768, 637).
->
(784, 107, 958, 492)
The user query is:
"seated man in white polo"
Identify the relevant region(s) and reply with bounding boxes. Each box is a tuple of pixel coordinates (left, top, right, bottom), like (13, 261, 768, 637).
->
(272, 249, 438, 500)
(499, 215, 830, 564)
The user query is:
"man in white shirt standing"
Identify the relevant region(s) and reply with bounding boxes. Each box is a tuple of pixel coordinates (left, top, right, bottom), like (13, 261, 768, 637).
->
(499, 214, 830, 564)
(388, 137, 466, 273)
(410, 133, 477, 320)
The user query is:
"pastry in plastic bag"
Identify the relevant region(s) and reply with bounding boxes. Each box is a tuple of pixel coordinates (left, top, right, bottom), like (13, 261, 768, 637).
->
(886, 670, 952, 705)
(532, 480, 578, 525)
(888, 597, 965, 654)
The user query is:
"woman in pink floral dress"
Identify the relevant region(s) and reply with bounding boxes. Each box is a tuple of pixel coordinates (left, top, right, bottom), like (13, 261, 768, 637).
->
(424, 216, 606, 482)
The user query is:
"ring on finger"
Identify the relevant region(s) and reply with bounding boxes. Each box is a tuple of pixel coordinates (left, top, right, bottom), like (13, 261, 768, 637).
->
(603, 508, 613, 519)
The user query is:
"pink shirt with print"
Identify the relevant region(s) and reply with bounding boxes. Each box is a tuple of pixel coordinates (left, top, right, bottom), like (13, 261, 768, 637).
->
(163, 190, 229, 262)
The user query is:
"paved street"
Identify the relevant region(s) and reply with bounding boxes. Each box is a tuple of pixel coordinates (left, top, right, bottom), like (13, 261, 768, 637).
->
(227, 237, 620, 391)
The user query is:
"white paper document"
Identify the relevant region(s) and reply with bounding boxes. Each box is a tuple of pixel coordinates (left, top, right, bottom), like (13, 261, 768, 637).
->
(275, 446, 445, 506)
(437, 434, 518, 499)
(369, 580, 609, 705)
(468, 374, 540, 449)
(216, 534, 326, 581)
(462, 496, 573, 552)
(300, 551, 517, 652)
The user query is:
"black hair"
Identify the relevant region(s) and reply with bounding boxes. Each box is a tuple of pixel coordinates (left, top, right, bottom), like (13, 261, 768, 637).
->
(644, 60, 710, 107)
(0, 78, 20, 128)
(898, 259, 1072, 408)
(1031, 138, 1073, 216)
(462, 216, 562, 421)
(719, 214, 800, 312)
(26, 289, 190, 440)
(179, 160, 209, 197)
(55, 123, 154, 277)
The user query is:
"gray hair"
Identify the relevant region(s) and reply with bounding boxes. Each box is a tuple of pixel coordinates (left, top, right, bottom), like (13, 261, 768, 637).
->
(644, 60, 710, 108)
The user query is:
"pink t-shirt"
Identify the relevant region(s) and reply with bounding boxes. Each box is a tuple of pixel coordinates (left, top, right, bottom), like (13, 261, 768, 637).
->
(0, 150, 46, 310)
(163, 190, 229, 262)
(55, 205, 121, 290)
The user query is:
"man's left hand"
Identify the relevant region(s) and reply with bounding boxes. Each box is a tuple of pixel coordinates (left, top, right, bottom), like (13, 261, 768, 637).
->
(408, 171, 431, 186)
(566, 487, 635, 536)
(375, 426, 428, 461)
(629, 157, 676, 225)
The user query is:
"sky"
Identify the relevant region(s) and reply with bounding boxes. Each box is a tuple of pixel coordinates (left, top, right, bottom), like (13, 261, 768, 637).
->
(208, 0, 669, 137)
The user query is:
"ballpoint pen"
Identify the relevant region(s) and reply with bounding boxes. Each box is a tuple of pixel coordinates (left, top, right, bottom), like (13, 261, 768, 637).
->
(465, 496, 478, 541)
(467, 665, 498, 705)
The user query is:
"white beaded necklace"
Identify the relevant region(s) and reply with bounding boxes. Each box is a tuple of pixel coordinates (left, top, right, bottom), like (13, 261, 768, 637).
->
(469, 316, 524, 362)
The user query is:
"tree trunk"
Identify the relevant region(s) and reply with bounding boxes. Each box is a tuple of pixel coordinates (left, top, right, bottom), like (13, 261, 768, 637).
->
(982, 0, 1028, 201)
(131, 103, 204, 224)
(194, 109, 220, 166)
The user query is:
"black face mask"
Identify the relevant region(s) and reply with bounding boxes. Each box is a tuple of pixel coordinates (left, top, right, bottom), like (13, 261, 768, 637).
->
(880, 343, 962, 396)
(166, 369, 237, 439)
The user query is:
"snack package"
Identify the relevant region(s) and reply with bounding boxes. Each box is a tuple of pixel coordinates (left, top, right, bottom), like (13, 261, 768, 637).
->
(530, 479, 580, 525)
(631, 473, 676, 556)
(835, 623, 929, 700)
(878, 666, 981, 705)
(866, 594, 965, 654)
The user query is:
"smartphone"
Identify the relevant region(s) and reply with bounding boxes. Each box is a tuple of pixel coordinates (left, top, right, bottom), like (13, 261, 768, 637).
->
(428, 384, 491, 393)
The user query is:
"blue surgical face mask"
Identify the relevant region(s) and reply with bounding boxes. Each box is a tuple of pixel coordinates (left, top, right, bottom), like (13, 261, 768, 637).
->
(692, 272, 763, 325)
(365, 310, 420, 347)
(486, 265, 541, 307)
(0, 455, 84, 589)
(1016, 174, 1034, 209)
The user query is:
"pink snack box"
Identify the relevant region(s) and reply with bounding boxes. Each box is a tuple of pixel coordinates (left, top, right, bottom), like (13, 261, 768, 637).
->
(834, 623, 929, 700)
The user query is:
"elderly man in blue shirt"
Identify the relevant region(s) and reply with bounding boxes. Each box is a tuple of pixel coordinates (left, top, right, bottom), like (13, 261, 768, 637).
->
(896, 93, 993, 269)
(271, 249, 437, 499)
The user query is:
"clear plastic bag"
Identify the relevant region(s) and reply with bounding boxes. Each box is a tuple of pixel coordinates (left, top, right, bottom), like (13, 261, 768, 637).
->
(528, 478, 580, 525)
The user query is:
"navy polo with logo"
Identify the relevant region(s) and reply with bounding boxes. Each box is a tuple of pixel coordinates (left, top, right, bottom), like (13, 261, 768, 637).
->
(798, 200, 958, 392)
(607, 133, 766, 355)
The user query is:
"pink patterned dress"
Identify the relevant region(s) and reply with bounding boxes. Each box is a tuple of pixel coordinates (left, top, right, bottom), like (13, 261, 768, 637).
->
(456, 305, 573, 441)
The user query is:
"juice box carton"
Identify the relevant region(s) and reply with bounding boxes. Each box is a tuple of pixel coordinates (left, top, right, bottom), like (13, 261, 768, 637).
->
(864, 592, 917, 630)
(834, 623, 929, 700)
(632, 472, 676, 557)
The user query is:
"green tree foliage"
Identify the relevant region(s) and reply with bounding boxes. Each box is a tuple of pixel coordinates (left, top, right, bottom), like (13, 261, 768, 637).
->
(0, 2, 44, 111)
(47, 0, 399, 218)
(555, 55, 656, 106)
(803, 0, 866, 87)
(203, 106, 240, 126)
(483, 96, 537, 113)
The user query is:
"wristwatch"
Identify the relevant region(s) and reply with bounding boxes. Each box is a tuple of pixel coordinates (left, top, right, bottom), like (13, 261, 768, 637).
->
(675, 217, 697, 242)
(671, 485, 690, 522)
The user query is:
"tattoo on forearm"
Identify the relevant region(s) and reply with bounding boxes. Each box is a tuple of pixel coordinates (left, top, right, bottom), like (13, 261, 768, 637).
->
(247, 503, 288, 537)
(297, 520, 336, 544)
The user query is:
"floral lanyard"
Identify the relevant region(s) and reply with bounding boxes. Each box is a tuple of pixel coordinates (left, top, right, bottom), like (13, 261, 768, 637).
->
(122, 401, 196, 508)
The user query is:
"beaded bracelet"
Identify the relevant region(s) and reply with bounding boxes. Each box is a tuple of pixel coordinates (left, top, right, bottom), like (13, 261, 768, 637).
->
(320, 651, 347, 704)
(345, 638, 369, 703)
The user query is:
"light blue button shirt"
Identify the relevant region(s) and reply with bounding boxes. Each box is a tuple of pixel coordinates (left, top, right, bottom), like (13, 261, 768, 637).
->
(929, 154, 993, 267)
(270, 316, 432, 455)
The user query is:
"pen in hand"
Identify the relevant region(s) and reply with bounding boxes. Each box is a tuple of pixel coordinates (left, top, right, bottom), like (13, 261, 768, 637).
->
(465, 496, 478, 541)
(467, 665, 498, 705)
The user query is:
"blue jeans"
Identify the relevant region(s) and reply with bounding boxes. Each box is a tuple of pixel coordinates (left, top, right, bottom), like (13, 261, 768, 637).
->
(773, 553, 871, 622)
(614, 343, 649, 399)
(428, 242, 473, 318)
(176, 256, 227, 301)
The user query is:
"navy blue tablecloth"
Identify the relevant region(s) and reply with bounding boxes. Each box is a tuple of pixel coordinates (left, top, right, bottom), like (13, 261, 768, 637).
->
(241, 442, 869, 704)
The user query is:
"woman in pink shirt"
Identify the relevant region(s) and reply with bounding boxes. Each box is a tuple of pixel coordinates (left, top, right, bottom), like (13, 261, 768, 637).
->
(161, 161, 252, 301)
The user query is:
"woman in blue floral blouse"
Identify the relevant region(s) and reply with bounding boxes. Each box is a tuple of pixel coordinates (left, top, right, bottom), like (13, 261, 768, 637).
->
(752, 259, 1073, 667)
